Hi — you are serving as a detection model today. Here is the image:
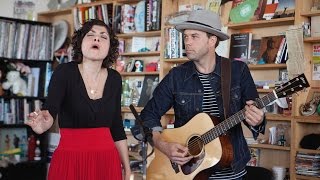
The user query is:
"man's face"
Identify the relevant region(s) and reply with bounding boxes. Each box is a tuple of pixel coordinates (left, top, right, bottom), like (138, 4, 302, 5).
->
(183, 29, 215, 61)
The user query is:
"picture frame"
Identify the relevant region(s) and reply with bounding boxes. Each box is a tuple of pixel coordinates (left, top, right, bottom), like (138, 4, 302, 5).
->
(0, 127, 27, 153)
(311, 0, 320, 11)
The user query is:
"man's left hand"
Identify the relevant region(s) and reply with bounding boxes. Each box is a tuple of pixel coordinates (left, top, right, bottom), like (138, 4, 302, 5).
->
(244, 100, 264, 126)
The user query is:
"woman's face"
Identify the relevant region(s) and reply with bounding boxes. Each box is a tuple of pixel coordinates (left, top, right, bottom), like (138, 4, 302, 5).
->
(81, 25, 110, 61)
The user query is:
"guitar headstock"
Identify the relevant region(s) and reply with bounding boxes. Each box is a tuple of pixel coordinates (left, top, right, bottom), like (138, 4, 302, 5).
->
(275, 73, 310, 98)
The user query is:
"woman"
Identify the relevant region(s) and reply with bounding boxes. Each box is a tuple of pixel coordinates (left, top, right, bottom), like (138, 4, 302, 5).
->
(26, 19, 131, 180)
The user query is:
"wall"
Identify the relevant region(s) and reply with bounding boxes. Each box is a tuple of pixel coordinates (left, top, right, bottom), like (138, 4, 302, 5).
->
(0, 0, 49, 20)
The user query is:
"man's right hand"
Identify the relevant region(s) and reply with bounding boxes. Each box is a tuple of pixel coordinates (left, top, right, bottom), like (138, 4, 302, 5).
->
(153, 132, 193, 165)
(25, 110, 54, 134)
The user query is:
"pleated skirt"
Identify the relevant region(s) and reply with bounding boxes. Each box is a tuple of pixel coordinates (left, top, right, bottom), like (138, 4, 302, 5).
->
(48, 127, 122, 180)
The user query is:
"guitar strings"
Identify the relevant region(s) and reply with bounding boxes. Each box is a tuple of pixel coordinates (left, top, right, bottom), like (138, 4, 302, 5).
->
(186, 78, 301, 154)
(186, 109, 247, 153)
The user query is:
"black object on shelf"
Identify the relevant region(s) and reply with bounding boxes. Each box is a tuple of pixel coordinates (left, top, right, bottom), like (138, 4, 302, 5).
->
(0, 160, 47, 180)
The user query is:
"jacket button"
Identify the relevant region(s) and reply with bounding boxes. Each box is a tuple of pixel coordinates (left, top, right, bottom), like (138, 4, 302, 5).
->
(198, 89, 202, 93)
(181, 100, 185, 103)
(196, 108, 199, 111)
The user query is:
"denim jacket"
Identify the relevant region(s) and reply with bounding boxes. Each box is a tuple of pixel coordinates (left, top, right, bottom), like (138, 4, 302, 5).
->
(140, 55, 266, 173)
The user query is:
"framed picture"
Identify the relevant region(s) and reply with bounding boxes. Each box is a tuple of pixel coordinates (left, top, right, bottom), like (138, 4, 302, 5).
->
(0, 127, 27, 152)
(279, 69, 289, 82)
(311, 0, 320, 11)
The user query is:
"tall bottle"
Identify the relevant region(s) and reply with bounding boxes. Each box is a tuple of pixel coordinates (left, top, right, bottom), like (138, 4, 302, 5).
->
(131, 80, 140, 107)
(34, 139, 41, 161)
(19, 135, 28, 161)
(28, 135, 36, 161)
(121, 79, 131, 107)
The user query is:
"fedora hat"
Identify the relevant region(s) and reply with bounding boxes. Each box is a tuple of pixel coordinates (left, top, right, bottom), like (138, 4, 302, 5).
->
(175, 10, 229, 41)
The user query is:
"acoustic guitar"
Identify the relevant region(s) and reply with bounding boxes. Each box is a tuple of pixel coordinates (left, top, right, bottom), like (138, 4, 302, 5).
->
(147, 73, 309, 180)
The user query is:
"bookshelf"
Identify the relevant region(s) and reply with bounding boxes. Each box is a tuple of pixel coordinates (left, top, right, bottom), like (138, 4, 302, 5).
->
(159, 0, 317, 179)
(35, 0, 320, 179)
(0, 16, 54, 179)
(231, 0, 320, 179)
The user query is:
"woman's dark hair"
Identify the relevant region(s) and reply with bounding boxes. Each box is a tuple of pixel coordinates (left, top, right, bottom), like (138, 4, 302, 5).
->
(71, 19, 119, 68)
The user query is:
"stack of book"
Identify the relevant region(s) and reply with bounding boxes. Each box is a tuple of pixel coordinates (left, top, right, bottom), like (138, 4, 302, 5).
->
(295, 152, 320, 177)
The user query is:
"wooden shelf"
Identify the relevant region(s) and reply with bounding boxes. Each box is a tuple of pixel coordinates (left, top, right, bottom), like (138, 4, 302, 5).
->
(122, 106, 144, 113)
(115, 0, 141, 3)
(163, 58, 189, 63)
(0, 57, 53, 63)
(120, 72, 159, 76)
(120, 51, 160, 56)
(117, 31, 161, 38)
(257, 89, 273, 93)
(265, 113, 292, 121)
(304, 37, 320, 43)
(296, 148, 320, 154)
(301, 10, 320, 17)
(0, 124, 28, 128)
(295, 175, 320, 180)
(0, 95, 46, 101)
(227, 17, 295, 30)
(294, 116, 320, 123)
(248, 63, 286, 70)
(248, 144, 290, 151)
(37, 8, 73, 16)
(75, 1, 113, 8)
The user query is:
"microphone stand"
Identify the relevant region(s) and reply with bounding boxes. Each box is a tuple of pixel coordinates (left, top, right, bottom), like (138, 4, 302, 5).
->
(129, 104, 154, 179)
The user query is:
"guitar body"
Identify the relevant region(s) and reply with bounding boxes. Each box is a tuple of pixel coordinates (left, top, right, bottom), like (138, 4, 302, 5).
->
(147, 113, 233, 180)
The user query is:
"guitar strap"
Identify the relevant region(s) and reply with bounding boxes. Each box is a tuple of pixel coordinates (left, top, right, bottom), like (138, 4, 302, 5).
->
(194, 57, 232, 180)
(221, 57, 231, 119)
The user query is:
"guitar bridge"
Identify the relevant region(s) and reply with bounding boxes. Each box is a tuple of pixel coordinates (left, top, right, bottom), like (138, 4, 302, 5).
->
(170, 161, 180, 173)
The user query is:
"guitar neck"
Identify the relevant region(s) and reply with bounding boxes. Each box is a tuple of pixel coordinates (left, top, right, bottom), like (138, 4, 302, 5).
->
(201, 91, 277, 145)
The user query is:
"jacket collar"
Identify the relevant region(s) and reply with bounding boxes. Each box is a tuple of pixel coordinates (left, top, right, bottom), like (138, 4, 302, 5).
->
(183, 53, 222, 81)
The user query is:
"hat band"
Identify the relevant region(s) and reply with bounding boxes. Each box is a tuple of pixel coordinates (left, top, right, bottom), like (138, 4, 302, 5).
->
(186, 21, 221, 32)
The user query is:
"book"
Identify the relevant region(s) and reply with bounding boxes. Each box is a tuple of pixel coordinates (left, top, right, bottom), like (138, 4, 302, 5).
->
(258, 35, 285, 64)
(138, 75, 159, 107)
(229, 0, 264, 23)
(121, 4, 136, 33)
(113, 5, 122, 34)
(311, 16, 320, 37)
(273, 0, 295, 18)
(118, 39, 125, 53)
(248, 39, 261, 64)
(274, 37, 286, 64)
(229, 32, 252, 63)
(262, 0, 278, 20)
(43, 63, 53, 97)
(134, 0, 145, 32)
(131, 37, 146, 52)
(206, 0, 222, 13)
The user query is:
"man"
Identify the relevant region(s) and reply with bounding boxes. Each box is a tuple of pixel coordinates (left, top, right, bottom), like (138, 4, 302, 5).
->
(140, 10, 265, 179)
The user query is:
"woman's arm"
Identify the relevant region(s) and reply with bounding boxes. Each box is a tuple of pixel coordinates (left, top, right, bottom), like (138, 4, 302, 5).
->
(115, 139, 131, 180)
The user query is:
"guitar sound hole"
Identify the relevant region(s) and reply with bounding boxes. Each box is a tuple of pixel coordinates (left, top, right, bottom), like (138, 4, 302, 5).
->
(187, 136, 204, 156)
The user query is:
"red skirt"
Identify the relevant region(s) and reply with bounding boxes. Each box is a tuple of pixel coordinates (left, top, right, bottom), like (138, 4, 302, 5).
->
(48, 128, 122, 180)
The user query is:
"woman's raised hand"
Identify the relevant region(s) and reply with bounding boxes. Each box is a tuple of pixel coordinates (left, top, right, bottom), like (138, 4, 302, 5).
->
(25, 110, 54, 134)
